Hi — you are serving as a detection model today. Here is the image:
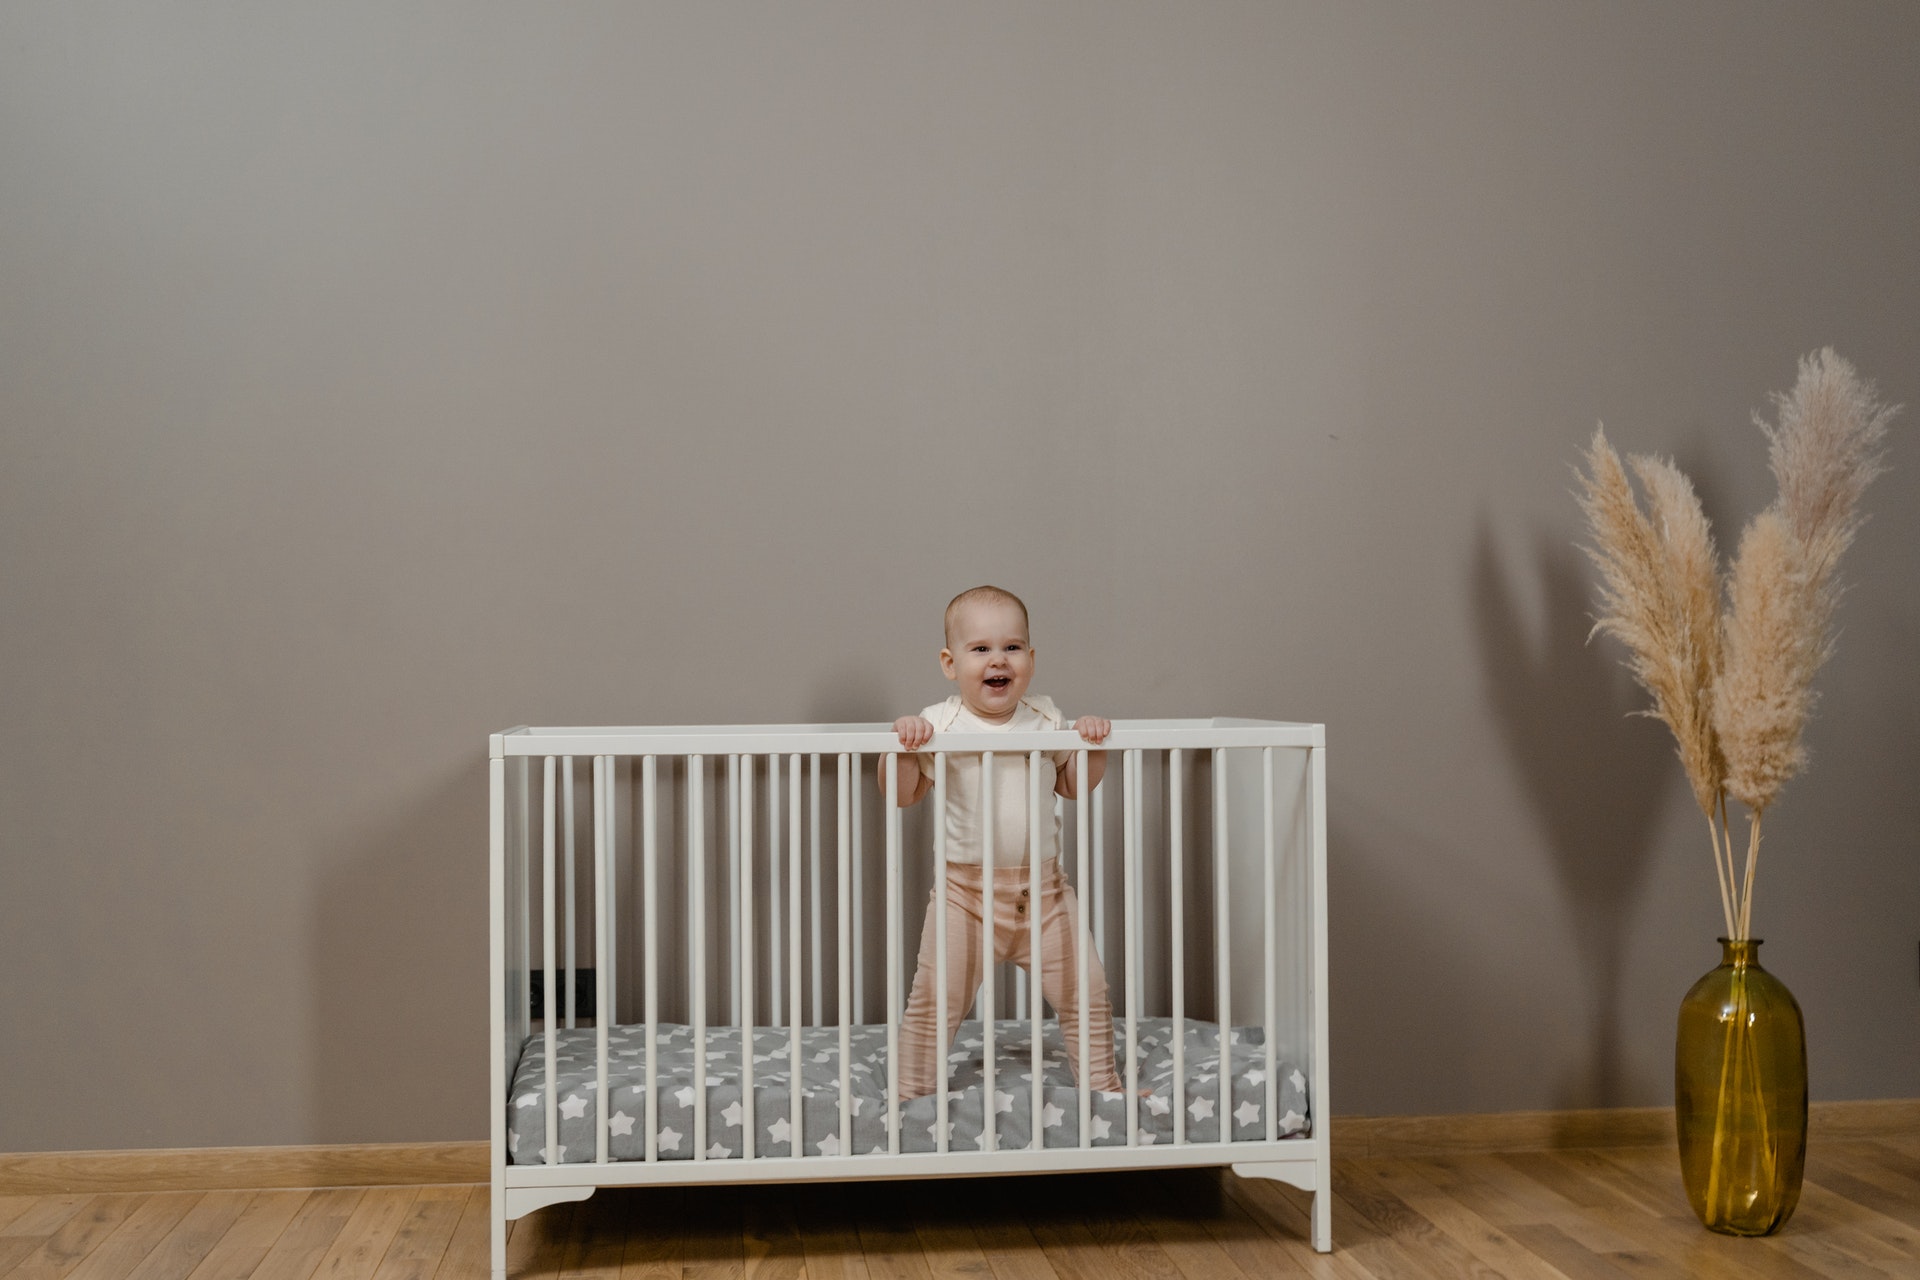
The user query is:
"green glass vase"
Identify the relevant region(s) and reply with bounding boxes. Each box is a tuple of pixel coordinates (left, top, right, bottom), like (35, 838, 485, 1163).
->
(1674, 938, 1807, 1235)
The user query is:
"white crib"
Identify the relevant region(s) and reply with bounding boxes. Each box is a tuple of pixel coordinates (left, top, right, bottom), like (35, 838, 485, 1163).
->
(488, 718, 1330, 1278)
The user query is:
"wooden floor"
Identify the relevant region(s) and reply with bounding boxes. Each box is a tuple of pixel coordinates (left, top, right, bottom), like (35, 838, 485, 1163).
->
(5, 1138, 1920, 1280)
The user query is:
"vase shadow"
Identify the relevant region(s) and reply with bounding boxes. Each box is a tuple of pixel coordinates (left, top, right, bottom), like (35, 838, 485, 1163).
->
(1470, 519, 1674, 1108)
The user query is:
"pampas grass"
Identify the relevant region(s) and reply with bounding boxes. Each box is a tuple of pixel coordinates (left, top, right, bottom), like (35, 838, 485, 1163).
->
(1576, 349, 1896, 940)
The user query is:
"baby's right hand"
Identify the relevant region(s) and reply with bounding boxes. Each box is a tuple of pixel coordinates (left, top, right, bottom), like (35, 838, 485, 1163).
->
(893, 716, 934, 750)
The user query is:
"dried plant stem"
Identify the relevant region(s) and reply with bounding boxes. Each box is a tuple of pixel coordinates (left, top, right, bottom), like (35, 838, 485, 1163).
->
(1737, 812, 1764, 940)
(1706, 813, 1736, 939)
(1717, 795, 1741, 937)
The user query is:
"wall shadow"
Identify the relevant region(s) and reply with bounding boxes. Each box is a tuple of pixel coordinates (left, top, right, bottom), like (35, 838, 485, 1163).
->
(1470, 520, 1674, 1108)
(310, 757, 489, 1142)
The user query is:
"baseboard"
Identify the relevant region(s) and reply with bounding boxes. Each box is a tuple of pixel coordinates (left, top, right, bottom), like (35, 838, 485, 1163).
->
(6, 1099, 1915, 1194)
(1331, 1097, 1920, 1160)
(0, 1140, 487, 1196)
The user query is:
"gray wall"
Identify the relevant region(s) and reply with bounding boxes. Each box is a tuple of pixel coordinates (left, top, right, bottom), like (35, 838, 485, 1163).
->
(3, 3, 1916, 1152)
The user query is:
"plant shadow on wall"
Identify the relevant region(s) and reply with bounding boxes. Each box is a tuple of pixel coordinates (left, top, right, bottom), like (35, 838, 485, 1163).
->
(1471, 520, 1673, 1109)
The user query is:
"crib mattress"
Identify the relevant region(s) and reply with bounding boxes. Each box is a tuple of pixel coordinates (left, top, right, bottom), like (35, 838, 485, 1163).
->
(507, 1017, 1309, 1164)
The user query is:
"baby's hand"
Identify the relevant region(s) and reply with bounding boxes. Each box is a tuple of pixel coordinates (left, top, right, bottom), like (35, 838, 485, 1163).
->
(1074, 716, 1111, 744)
(894, 716, 935, 750)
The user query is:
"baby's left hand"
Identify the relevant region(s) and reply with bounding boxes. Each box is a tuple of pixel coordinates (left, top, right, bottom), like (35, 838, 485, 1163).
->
(1074, 716, 1111, 744)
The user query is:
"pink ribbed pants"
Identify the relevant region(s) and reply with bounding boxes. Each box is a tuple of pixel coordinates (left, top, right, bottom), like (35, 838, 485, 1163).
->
(897, 858, 1122, 1101)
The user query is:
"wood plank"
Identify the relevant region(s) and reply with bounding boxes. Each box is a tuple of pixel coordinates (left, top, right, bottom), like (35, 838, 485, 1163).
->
(250, 1189, 365, 1280)
(848, 1184, 929, 1280)
(1105, 1171, 1251, 1280)
(0, 1150, 484, 1199)
(677, 1189, 742, 1280)
(1326, 1160, 1493, 1280)
(368, 1187, 468, 1280)
(61, 1195, 203, 1280)
(0, 1202, 45, 1237)
(4, 1194, 146, 1280)
(306, 1188, 419, 1280)
(1372, 1159, 1584, 1280)
(738, 1193, 803, 1280)
(122, 1191, 252, 1280)
(944, 1183, 1051, 1280)
(1217, 1171, 1379, 1280)
(617, 1187, 685, 1280)
(782, 1186, 862, 1280)
(183, 1190, 312, 1280)
(428, 1190, 489, 1280)
(2, 1200, 92, 1241)
(505, 1199, 577, 1280)
(903, 1186, 997, 1280)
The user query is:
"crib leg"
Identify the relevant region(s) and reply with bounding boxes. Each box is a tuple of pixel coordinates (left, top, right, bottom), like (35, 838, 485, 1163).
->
(1231, 1160, 1333, 1252)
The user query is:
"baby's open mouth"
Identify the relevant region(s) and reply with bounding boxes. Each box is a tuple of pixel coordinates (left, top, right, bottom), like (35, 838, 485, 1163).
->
(984, 676, 1011, 690)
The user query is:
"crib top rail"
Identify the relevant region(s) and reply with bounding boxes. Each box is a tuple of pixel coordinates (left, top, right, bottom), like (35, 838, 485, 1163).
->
(491, 717, 1323, 758)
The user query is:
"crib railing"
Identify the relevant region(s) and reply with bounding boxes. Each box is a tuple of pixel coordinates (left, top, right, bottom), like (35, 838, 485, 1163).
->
(490, 719, 1326, 1173)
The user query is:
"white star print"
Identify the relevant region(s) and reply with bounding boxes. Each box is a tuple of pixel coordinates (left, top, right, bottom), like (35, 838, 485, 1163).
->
(1139, 1132, 1157, 1145)
(1242, 1068, 1265, 1087)
(674, 1087, 695, 1108)
(1188, 1096, 1215, 1122)
(560, 1094, 589, 1120)
(1235, 1101, 1261, 1128)
(815, 1051, 832, 1063)
(508, 1132, 519, 1155)
(515, 1093, 538, 1109)
(707, 1142, 731, 1159)
(1089, 1115, 1112, 1141)
(609, 1111, 635, 1137)
(1143, 1093, 1170, 1116)
(1042, 1102, 1066, 1128)
(768, 1118, 791, 1147)
(657, 1126, 682, 1152)
(1282, 1109, 1306, 1132)
(721, 1101, 742, 1129)
(850, 1096, 866, 1115)
(994, 1091, 1015, 1114)
(1290, 1070, 1306, 1091)
(815, 1133, 841, 1157)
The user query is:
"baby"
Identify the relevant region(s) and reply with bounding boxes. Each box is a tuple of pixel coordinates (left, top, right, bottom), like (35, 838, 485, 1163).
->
(884, 584, 1124, 1101)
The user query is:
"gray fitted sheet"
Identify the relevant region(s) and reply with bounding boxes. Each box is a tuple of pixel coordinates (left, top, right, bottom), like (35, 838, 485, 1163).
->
(508, 1016, 1309, 1163)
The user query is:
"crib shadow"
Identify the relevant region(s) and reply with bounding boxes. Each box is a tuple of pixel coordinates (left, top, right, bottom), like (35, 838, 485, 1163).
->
(1469, 521, 1672, 1110)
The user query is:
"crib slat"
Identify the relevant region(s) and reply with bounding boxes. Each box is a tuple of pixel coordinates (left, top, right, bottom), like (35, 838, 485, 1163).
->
(837, 754, 852, 1157)
(1027, 751, 1043, 1150)
(884, 753, 901, 1154)
(770, 753, 782, 1029)
(1093, 768, 1105, 964)
(643, 755, 659, 1163)
(1124, 749, 1139, 1147)
(563, 756, 576, 1032)
(542, 756, 558, 1167)
(1075, 749, 1090, 1149)
(852, 752, 864, 1025)
(1171, 749, 1185, 1147)
(934, 752, 949, 1156)
(810, 754, 823, 1028)
(593, 756, 610, 1165)
(690, 756, 707, 1162)
(789, 753, 803, 1158)
(740, 755, 756, 1160)
(728, 755, 741, 1030)
(1263, 746, 1277, 1143)
(1214, 747, 1230, 1145)
(980, 750, 995, 1154)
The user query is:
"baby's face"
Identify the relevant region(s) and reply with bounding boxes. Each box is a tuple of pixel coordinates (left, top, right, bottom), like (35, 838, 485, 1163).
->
(940, 598, 1034, 723)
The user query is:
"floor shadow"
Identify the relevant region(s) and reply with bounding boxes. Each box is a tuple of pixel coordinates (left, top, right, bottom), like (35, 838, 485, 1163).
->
(1470, 519, 1675, 1108)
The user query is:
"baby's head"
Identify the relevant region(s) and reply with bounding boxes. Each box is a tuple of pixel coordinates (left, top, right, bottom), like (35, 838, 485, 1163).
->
(940, 585, 1034, 722)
